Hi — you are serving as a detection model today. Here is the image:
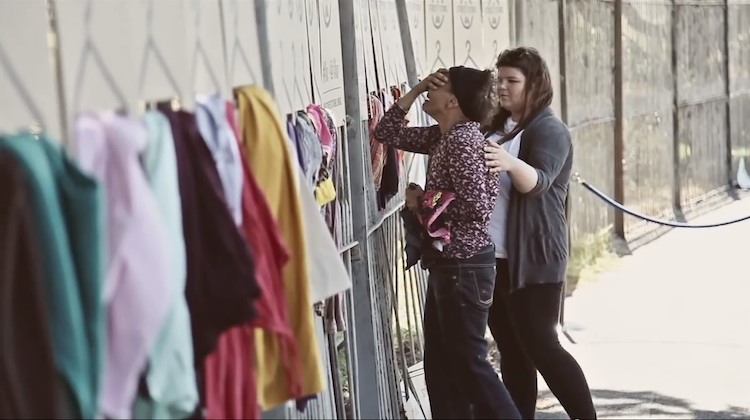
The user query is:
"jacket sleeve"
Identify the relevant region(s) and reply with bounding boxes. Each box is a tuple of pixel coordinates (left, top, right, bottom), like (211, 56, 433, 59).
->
(447, 133, 497, 222)
(522, 117, 573, 196)
(374, 105, 441, 154)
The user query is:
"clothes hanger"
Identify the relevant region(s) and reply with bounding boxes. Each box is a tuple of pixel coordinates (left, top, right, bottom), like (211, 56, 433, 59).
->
(71, 0, 129, 114)
(137, 0, 182, 99)
(291, 43, 311, 111)
(489, 40, 499, 67)
(225, 0, 259, 84)
(189, 0, 222, 95)
(430, 40, 447, 71)
(0, 44, 47, 131)
(462, 40, 480, 68)
(278, 40, 296, 114)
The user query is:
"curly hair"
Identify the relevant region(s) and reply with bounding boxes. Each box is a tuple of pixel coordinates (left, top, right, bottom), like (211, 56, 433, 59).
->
(448, 66, 501, 127)
(485, 47, 554, 140)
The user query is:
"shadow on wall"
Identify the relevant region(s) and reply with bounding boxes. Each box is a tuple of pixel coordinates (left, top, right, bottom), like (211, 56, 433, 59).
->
(536, 389, 750, 420)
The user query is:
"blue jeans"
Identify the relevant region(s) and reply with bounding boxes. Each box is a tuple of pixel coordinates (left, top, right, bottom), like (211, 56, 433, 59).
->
(423, 247, 520, 419)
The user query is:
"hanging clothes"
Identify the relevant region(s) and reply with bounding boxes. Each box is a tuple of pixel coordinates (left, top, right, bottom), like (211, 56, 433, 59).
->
(132, 111, 199, 420)
(294, 157, 352, 305)
(305, 104, 335, 164)
(0, 133, 105, 420)
(293, 111, 324, 191)
(203, 325, 257, 420)
(0, 149, 69, 419)
(196, 94, 244, 226)
(369, 94, 386, 189)
(205, 128, 301, 420)
(378, 143, 400, 209)
(235, 85, 324, 409)
(319, 107, 339, 229)
(286, 115, 305, 170)
(73, 111, 173, 420)
(305, 104, 337, 207)
(157, 104, 259, 370)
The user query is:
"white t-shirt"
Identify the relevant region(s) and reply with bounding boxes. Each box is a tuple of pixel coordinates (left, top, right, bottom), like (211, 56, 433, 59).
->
(487, 119, 523, 258)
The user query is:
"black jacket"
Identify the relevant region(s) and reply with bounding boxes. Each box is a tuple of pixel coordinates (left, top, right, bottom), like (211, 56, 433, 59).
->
(506, 107, 573, 293)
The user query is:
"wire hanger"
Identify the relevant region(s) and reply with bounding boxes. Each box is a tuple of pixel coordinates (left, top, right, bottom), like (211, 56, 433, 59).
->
(462, 40, 480, 68)
(430, 40, 447, 71)
(226, 0, 259, 85)
(278, 40, 295, 113)
(489, 40, 499, 67)
(291, 43, 310, 110)
(189, 0, 221, 94)
(72, 0, 129, 114)
(0, 44, 47, 130)
(137, 0, 182, 100)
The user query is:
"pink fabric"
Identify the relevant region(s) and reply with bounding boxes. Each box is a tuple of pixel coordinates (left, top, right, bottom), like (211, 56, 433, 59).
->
(305, 104, 334, 156)
(420, 190, 456, 243)
(73, 111, 172, 420)
(204, 326, 257, 420)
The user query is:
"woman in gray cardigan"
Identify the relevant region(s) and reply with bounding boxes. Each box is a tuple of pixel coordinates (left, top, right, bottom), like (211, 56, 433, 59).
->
(483, 47, 597, 420)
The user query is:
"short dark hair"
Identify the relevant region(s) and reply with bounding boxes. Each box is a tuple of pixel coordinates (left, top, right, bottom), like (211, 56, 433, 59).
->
(487, 47, 554, 139)
(448, 66, 501, 127)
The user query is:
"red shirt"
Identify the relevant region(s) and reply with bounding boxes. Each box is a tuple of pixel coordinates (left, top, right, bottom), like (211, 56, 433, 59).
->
(204, 104, 301, 420)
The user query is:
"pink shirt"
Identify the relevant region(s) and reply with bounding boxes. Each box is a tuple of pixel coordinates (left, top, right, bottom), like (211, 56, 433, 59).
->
(73, 111, 172, 419)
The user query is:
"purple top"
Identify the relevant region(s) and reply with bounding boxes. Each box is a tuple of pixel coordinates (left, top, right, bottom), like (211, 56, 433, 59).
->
(375, 105, 499, 259)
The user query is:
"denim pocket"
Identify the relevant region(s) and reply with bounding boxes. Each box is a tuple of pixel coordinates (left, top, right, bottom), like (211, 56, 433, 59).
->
(463, 265, 496, 309)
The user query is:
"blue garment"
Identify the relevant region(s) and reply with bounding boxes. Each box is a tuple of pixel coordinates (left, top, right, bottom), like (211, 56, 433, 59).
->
(132, 111, 199, 419)
(195, 94, 244, 226)
(293, 112, 323, 191)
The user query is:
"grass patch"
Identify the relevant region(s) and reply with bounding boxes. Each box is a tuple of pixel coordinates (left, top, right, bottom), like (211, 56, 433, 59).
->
(566, 231, 620, 296)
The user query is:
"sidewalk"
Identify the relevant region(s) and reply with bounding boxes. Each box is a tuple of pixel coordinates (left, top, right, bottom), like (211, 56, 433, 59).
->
(538, 195, 750, 419)
(403, 194, 750, 419)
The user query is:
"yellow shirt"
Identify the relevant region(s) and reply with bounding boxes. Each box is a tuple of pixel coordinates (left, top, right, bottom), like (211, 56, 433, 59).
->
(235, 86, 324, 409)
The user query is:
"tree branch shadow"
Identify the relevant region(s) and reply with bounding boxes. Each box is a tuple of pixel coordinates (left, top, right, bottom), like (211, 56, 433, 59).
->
(536, 389, 750, 419)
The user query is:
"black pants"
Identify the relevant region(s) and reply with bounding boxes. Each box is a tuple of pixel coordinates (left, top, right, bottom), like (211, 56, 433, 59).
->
(488, 259, 596, 419)
(423, 247, 520, 419)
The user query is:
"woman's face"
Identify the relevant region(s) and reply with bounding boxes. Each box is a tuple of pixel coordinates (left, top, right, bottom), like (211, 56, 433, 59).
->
(422, 81, 456, 118)
(497, 66, 526, 118)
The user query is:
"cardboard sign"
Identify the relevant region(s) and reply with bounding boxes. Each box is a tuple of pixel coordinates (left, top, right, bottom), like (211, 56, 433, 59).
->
(380, 0, 407, 84)
(425, 0, 454, 71)
(264, 0, 312, 115)
(360, 1, 378, 93)
(405, 0, 427, 77)
(481, 0, 511, 68)
(453, 0, 483, 69)
(222, 0, 264, 88)
(306, 0, 323, 104)
(319, 0, 346, 124)
(368, 0, 387, 89)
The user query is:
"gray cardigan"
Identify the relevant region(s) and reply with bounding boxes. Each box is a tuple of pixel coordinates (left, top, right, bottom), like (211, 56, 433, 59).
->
(506, 107, 573, 293)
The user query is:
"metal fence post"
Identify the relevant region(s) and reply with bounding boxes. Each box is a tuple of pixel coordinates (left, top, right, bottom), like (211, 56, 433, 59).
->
(723, 0, 734, 188)
(613, 0, 625, 239)
(254, 0, 274, 97)
(338, 0, 382, 418)
(670, 0, 684, 218)
(558, 0, 575, 344)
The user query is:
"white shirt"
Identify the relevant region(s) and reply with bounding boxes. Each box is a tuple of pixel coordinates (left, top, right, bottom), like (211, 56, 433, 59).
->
(487, 119, 523, 258)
